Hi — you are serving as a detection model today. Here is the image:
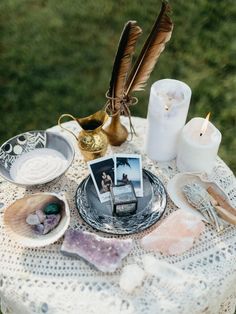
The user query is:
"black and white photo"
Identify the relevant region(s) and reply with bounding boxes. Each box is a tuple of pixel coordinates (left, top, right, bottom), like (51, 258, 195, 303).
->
(88, 156, 114, 202)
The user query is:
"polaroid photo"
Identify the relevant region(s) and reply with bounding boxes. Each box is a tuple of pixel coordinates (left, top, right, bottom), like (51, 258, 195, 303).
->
(114, 153, 143, 197)
(87, 156, 114, 203)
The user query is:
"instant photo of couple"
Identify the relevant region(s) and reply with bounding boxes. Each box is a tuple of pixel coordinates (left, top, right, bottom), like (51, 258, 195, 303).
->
(88, 154, 143, 202)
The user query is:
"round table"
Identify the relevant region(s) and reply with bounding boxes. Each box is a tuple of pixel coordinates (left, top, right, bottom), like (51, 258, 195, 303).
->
(0, 117, 236, 314)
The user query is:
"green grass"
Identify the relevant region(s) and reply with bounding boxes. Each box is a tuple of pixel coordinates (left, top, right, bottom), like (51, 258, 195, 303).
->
(0, 0, 235, 172)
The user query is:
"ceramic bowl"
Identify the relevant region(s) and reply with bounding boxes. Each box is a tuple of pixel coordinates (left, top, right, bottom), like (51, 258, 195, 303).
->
(4, 193, 70, 247)
(0, 130, 74, 186)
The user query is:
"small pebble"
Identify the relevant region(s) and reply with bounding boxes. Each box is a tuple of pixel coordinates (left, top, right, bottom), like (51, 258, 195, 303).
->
(43, 214, 61, 234)
(119, 264, 146, 293)
(34, 223, 45, 235)
(26, 214, 40, 226)
(35, 209, 46, 223)
(43, 203, 61, 215)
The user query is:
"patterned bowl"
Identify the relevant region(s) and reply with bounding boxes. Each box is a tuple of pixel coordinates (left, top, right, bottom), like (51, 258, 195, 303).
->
(0, 130, 74, 186)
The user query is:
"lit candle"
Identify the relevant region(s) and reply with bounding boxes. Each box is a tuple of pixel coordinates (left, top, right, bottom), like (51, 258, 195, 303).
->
(145, 79, 191, 161)
(176, 113, 222, 173)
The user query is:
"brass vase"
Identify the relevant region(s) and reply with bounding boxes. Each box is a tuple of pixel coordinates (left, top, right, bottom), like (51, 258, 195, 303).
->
(58, 110, 109, 161)
(104, 113, 128, 146)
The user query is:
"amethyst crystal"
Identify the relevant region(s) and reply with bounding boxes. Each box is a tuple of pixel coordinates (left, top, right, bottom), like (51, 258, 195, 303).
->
(43, 214, 61, 234)
(61, 229, 133, 272)
(34, 223, 45, 235)
(34, 214, 61, 235)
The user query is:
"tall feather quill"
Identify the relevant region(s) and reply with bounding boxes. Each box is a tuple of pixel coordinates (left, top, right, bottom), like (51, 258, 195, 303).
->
(108, 21, 142, 112)
(124, 1, 173, 95)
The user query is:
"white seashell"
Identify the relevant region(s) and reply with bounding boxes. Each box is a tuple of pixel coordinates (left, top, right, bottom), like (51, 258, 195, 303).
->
(4, 193, 70, 247)
(167, 172, 231, 222)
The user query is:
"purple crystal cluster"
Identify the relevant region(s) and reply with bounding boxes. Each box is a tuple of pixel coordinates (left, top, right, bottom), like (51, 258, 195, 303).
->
(26, 205, 61, 235)
(33, 213, 61, 235)
(61, 229, 133, 272)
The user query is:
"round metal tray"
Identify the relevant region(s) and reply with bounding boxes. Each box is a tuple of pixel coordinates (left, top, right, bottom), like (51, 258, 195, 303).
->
(76, 169, 167, 235)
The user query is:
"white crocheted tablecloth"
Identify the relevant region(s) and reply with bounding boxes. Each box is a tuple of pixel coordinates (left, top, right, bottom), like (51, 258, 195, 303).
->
(0, 117, 236, 314)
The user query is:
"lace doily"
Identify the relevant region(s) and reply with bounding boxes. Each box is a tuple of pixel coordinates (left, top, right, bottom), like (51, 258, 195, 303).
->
(0, 117, 236, 314)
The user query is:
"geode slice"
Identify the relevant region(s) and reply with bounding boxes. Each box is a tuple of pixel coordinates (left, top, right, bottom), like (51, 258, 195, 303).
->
(61, 229, 133, 272)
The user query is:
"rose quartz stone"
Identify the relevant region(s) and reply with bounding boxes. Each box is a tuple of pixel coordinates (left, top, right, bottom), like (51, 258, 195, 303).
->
(140, 209, 205, 255)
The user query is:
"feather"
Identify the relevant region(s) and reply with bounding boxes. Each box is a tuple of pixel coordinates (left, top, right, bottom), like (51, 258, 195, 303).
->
(108, 21, 142, 111)
(124, 1, 173, 95)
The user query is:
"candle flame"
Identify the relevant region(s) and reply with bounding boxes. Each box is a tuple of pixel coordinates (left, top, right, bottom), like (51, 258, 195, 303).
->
(200, 112, 211, 136)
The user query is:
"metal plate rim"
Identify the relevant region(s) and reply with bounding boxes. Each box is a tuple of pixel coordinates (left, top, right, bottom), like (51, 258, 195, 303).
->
(75, 169, 167, 235)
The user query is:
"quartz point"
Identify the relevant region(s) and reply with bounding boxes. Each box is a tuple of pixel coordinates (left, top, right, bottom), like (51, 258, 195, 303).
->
(119, 264, 146, 293)
(61, 229, 133, 272)
(26, 213, 40, 225)
(140, 209, 205, 255)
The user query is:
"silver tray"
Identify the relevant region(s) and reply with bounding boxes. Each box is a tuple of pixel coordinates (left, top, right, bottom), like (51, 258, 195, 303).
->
(76, 169, 167, 235)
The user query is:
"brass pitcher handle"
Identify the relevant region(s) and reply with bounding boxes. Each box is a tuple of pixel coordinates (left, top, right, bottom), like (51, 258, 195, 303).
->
(58, 113, 79, 141)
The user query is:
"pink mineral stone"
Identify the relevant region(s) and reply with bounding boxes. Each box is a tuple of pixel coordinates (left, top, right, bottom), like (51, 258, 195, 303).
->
(61, 229, 133, 272)
(140, 209, 205, 255)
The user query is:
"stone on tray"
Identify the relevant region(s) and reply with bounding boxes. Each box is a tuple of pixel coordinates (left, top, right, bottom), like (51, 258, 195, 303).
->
(140, 209, 205, 255)
(119, 264, 146, 293)
(61, 229, 133, 272)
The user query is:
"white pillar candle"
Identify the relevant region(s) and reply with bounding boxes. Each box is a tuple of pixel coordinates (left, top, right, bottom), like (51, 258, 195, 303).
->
(176, 117, 222, 173)
(145, 79, 191, 161)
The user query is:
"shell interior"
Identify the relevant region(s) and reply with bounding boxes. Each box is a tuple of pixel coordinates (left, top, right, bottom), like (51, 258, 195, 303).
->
(4, 193, 70, 247)
(167, 173, 230, 221)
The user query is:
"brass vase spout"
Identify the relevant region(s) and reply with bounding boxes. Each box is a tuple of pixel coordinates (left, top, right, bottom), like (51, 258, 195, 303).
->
(104, 113, 128, 146)
(58, 110, 109, 161)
